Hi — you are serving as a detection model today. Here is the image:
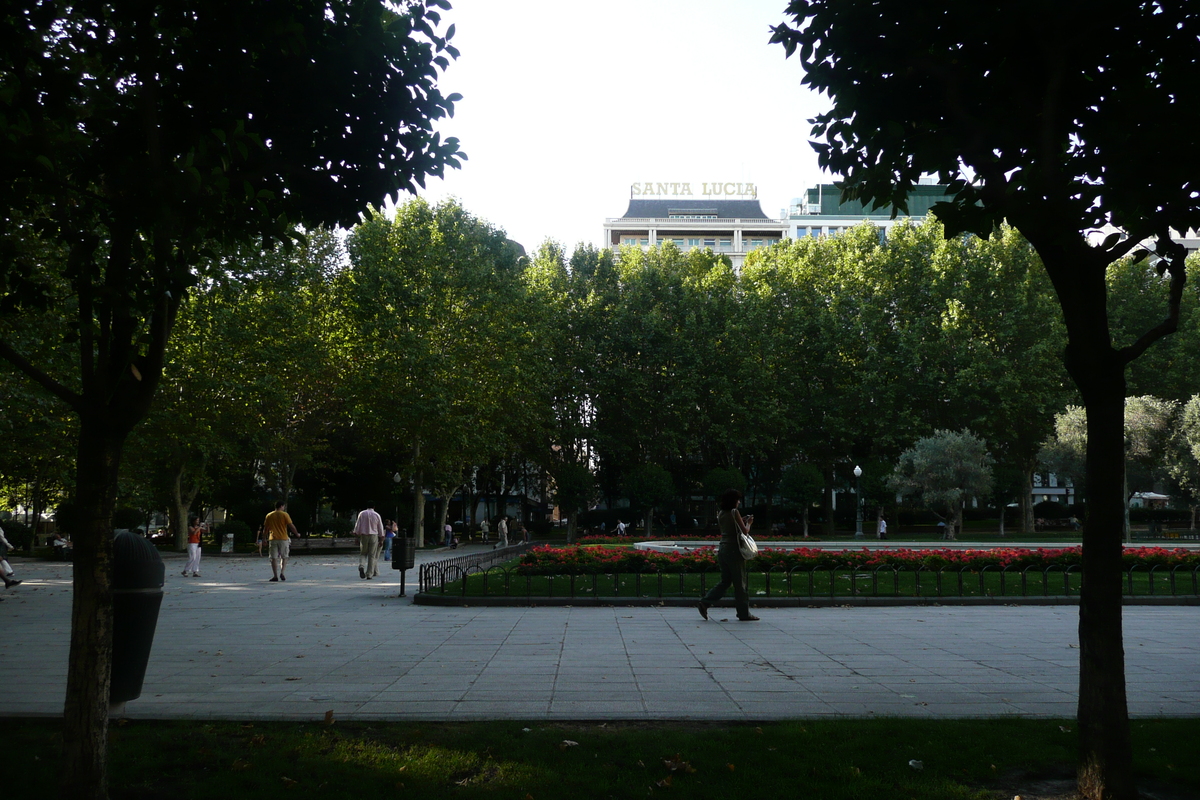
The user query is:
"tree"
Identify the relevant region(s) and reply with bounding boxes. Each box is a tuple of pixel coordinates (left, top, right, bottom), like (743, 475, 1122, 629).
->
(773, 4, 1200, 795)
(779, 463, 822, 537)
(340, 199, 526, 546)
(1041, 398, 1181, 537)
(0, 3, 462, 795)
(1169, 395, 1200, 529)
(889, 429, 994, 540)
(622, 463, 675, 539)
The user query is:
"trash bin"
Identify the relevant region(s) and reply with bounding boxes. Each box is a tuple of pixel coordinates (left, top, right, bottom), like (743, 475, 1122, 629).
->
(391, 531, 416, 596)
(111, 529, 165, 705)
(390, 531, 416, 570)
(221, 532, 235, 554)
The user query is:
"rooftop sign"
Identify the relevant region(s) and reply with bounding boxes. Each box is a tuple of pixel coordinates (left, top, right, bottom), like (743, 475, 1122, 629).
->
(631, 182, 758, 199)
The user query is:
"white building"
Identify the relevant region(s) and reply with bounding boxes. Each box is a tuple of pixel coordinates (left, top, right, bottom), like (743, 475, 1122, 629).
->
(603, 182, 788, 269)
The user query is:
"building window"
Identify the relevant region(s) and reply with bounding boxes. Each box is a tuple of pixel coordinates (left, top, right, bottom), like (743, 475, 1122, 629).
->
(703, 238, 715, 248)
(687, 238, 701, 247)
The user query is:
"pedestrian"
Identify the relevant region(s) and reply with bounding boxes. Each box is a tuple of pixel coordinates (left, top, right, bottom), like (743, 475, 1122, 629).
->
(383, 520, 396, 562)
(255, 525, 265, 557)
(877, 515, 888, 540)
(497, 516, 508, 548)
(182, 517, 203, 577)
(480, 518, 490, 543)
(263, 501, 298, 582)
(697, 489, 758, 622)
(0, 525, 22, 589)
(443, 522, 453, 547)
(521, 523, 530, 544)
(616, 519, 626, 537)
(353, 503, 384, 580)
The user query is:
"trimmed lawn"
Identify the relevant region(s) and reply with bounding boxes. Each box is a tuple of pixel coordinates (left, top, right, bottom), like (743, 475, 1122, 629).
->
(9, 717, 1198, 799)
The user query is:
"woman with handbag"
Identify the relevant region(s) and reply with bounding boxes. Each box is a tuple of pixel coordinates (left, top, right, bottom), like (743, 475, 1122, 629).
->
(698, 489, 759, 622)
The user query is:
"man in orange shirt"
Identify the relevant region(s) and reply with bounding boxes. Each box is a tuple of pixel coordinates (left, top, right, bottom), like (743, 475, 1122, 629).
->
(263, 501, 299, 582)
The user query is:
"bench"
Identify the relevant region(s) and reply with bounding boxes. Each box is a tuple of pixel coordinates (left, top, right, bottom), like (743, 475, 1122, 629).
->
(904, 524, 952, 536)
(288, 537, 358, 551)
(1133, 526, 1199, 541)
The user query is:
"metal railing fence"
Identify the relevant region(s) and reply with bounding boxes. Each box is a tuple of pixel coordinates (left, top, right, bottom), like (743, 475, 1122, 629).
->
(418, 542, 534, 593)
(416, 560, 1200, 601)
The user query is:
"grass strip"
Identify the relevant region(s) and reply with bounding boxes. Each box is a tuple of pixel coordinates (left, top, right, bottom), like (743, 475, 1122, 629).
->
(8, 717, 1198, 799)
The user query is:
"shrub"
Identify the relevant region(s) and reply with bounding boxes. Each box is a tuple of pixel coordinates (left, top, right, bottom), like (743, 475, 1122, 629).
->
(55, 500, 79, 534)
(213, 520, 253, 546)
(112, 506, 145, 531)
(317, 517, 355, 537)
(1, 520, 34, 550)
(1033, 500, 1069, 519)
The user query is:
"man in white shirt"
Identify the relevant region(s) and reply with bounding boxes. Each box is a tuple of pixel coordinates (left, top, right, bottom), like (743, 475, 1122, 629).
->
(353, 504, 385, 580)
(877, 516, 888, 540)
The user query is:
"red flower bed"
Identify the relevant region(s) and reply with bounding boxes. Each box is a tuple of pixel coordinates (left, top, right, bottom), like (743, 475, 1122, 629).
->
(517, 545, 1200, 576)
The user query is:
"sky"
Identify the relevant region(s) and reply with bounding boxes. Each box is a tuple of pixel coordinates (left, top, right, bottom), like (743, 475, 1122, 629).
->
(409, 0, 832, 253)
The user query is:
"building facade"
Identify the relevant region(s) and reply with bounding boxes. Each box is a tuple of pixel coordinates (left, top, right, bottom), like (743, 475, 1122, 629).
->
(785, 181, 955, 239)
(603, 184, 788, 269)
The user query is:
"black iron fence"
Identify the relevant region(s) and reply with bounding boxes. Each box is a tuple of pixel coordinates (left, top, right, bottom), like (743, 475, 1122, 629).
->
(416, 560, 1200, 601)
(418, 542, 535, 593)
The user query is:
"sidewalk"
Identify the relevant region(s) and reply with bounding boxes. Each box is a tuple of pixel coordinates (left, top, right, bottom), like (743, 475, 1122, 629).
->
(0, 548, 1196, 722)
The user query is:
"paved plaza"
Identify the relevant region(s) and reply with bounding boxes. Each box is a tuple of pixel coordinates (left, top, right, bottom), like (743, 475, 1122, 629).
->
(0, 545, 1197, 722)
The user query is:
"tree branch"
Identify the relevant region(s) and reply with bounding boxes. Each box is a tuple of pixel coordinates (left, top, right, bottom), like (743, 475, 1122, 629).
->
(1117, 237, 1187, 366)
(0, 338, 83, 412)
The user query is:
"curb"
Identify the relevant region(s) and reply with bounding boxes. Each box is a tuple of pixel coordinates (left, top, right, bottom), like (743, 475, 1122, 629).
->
(413, 594, 1200, 608)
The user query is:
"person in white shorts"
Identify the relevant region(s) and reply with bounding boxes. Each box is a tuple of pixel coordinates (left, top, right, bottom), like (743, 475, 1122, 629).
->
(263, 501, 298, 582)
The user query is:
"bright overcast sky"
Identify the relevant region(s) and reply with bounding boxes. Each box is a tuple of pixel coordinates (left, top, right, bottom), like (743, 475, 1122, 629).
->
(410, 0, 832, 253)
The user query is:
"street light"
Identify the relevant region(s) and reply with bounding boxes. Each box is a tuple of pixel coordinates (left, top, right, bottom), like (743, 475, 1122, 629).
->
(393, 472, 402, 524)
(853, 465, 864, 539)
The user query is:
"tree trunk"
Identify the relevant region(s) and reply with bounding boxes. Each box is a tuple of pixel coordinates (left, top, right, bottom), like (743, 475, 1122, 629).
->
(1073, 359, 1136, 800)
(998, 500, 1006, 537)
(60, 419, 123, 800)
(169, 458, 201, 553)
(1021, 467, 1036, 534)
(411, 439, 424, 548)
(645, 506, 655, 539)
(802, 505, 810, 538)
(822, 467, 836, 537)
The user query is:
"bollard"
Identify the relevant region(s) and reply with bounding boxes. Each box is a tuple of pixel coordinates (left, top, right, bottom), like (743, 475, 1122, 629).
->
(111, 530, 165, 709)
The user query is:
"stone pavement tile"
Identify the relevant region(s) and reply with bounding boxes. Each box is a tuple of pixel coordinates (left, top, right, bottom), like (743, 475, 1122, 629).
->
(373, 689, 466, 702)
(449, 702, 552, 719)
(547, 700, 646, 716)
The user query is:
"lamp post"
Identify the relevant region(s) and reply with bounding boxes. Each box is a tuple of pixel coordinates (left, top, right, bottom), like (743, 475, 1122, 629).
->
(393, 472, 402, 523)
(853, 465, 864, 539)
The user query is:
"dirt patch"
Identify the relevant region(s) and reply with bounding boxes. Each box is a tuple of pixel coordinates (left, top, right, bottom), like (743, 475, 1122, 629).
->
(978, 766, 1200, 800)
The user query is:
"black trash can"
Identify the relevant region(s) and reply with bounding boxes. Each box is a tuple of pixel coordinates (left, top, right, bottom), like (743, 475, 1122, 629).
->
(391, 531, 416, 596)
(111, 530, 165, 705)
(390, 531, 416, 571)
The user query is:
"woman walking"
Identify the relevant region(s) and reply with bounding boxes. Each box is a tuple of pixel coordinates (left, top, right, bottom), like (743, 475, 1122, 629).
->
(697, 489, 758, 621)
(183, 517, 202, 577)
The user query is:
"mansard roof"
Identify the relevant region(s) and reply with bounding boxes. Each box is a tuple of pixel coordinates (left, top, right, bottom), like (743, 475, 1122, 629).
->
(619, 198, 773, 220)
